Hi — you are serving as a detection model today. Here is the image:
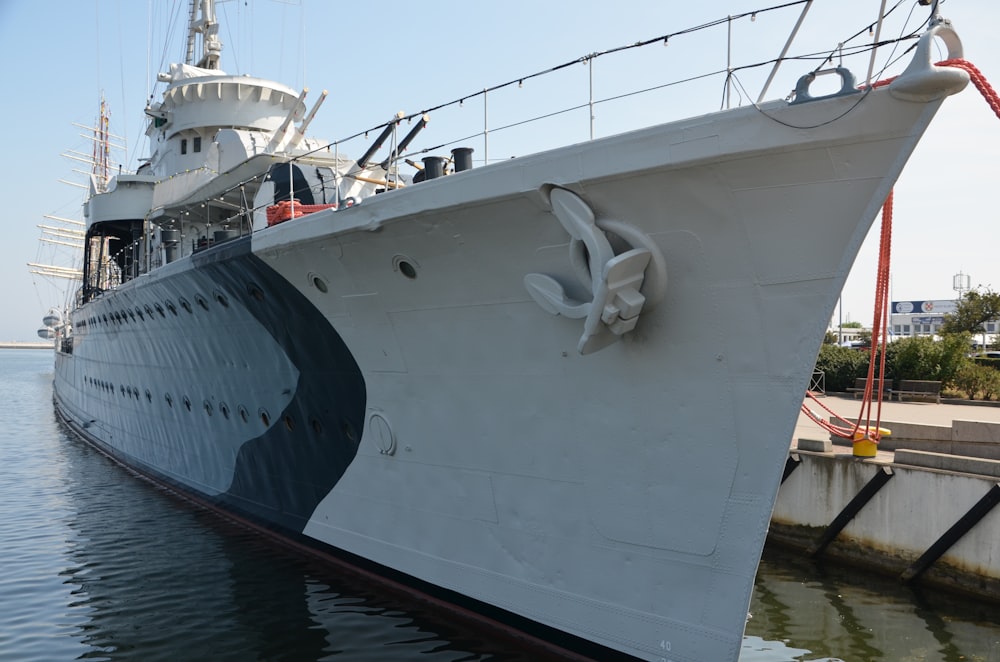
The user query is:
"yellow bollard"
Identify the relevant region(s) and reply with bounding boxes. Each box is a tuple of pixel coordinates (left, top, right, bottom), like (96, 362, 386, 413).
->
(851, 427, 890, 458)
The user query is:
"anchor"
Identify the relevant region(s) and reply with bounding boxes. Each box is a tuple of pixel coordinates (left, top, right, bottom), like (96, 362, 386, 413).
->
(525, 188, 657, 355)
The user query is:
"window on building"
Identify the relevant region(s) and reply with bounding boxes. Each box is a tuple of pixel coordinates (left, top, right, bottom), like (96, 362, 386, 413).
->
(181, 138, 187, 155)
(902, 324, 911, 334)
(988, 322, 996, 333)
(193, 136, 202, 152)
(893, 324, 901, 334)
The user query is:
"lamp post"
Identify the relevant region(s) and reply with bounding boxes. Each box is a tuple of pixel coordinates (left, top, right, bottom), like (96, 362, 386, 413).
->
(838, 296, 843, 345)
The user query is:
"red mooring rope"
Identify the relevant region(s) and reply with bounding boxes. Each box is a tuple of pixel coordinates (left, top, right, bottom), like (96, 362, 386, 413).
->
(802, 58, 1000, 441)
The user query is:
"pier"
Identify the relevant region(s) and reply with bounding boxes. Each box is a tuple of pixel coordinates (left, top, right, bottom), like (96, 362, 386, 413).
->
(774, 394, 1000, 602)
(0, 341, 53, 350)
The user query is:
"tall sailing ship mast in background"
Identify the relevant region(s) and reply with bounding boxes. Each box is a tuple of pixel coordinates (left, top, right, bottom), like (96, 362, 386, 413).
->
(31, 96, 123, 339)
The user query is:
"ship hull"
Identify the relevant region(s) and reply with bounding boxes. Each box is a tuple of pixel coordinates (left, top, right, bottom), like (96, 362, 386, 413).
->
(56, 86, 948, 661)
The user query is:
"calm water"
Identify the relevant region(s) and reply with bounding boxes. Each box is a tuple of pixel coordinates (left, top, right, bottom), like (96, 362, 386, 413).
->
(3, 348, 1000, 661)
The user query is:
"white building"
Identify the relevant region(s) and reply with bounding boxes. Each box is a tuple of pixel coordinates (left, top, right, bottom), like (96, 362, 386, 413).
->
(890, 299, 999, 343)
(890, 299, 956, 337)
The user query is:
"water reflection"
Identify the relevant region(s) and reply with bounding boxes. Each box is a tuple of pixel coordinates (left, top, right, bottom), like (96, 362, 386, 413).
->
(745, 545, 1000, 661)
(54, 422, 527, 661)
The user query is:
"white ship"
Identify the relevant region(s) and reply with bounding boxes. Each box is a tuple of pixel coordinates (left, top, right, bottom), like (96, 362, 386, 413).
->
(49, 2, 971, 660)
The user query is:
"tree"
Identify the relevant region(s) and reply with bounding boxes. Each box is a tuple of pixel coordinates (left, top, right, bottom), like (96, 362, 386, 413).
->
(823, 330, 838, 344)
(841, 321, 863, 329)
(941, 288, 1000, 335)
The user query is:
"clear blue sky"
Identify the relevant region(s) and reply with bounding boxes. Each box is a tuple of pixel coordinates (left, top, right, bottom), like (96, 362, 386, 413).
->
(2, 0, 998, 340)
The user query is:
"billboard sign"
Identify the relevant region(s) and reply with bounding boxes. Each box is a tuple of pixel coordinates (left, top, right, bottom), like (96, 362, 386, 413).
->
(892, 300, 957, 315)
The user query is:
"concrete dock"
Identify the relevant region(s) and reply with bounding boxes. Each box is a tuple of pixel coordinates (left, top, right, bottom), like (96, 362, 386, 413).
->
(773, 394, 1000, 602)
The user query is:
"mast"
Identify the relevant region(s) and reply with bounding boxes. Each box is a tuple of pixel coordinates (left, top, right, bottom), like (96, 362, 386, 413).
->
(94, 96, 111, 188)
(186, 0, 222, 70)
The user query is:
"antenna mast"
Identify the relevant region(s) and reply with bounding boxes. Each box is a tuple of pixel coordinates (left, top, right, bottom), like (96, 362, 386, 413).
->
(186, 0, 222, 69)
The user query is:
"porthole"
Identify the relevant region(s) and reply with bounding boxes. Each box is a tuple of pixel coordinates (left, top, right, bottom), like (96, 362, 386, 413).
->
(310, 273, 329, 293)
(247, 283, 265, 302)
(120, 385, 126, 396)
(342, 420, 357, 443)
(238, 405, 249, 423)
(183, 396, 192, 411)
(219, 402, 230, 420)
(204, 400, 213, 416)
(179, 297, 192, 313)
(154, 303, 165, 317)
(166, 300, 177, 315)
(165, 393, 173, 407)
(259, 409, 271, 427)
(144, 304, 154, 317)
(195, 294, 209, 311)
(214, 291, 229, 308)
(128, 309, 136, 321)
(310, 418, 323, 435)
(393, 255, 418, 279)
(145, 389, 152, 403)
(136, 307, 145, 321)
(284, 415, 295, 431)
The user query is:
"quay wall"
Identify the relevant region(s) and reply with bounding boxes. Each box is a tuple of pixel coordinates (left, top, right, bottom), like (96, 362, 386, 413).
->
(770, 448, 1000, 602)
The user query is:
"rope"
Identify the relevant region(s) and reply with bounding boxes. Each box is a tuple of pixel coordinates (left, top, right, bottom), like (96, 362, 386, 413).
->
(802, 193, 893, 442)
(869, 58, 1000, 121)
(803, 57, 1000, 443)
(937, 59, 1000, 119)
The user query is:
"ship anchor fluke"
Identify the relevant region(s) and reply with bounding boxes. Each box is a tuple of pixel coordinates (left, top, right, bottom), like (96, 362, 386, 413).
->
(525, 187, 660, 355)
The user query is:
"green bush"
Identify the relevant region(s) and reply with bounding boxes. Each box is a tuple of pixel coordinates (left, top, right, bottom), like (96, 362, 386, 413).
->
(973, 356, 1000, 371)
(886, 334, 971, 386)
(952, 363, 1000, 400)
(813, 333, 973, 392)
(814, 344, 868, 392)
